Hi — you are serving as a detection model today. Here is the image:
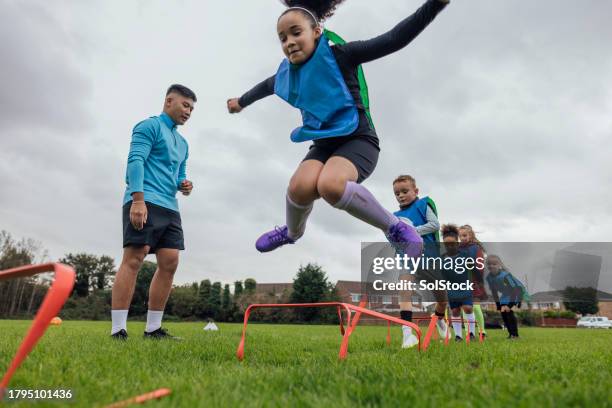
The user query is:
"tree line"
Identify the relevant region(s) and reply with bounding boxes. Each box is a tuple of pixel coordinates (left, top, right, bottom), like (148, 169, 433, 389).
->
(0, 231, 339, 323)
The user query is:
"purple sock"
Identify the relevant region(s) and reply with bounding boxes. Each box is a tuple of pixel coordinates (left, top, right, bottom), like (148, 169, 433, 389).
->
(286, 194, 313, 240)
(333, 181, 398, 232)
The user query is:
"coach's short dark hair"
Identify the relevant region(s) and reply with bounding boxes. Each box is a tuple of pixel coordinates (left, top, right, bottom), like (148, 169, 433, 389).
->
(166, 84, 197, 102)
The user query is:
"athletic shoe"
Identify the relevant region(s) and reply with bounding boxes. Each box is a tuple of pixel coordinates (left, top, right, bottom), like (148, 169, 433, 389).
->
(481, 332, 487, 340)
(469, 332, 476, 341)
(386, 221, 423, 258)
(111, 329, 128, 340)
(402, 333, 419, 349)
(143, 327, 182, 341)
(507, 335, 520, 340)
(255, 225, 295, 253)
(455, 335, 463, 343)
(434, 315, 448, 339)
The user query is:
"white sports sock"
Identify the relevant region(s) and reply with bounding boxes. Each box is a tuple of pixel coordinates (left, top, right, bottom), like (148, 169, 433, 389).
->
(402, 325, 413, 336)
(286, 194, 313, 240)
(145, 310, 164, 333)
(111, 309, 128, 335)
(465, 313, 476, 335)
(437, 318, 447, 330)
(452, 318, 463, 338)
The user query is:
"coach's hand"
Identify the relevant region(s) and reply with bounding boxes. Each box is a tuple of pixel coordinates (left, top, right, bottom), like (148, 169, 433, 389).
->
(180, 180, 193, 196)
(227, 98, 243, 114)
(130, 200, 148, 230)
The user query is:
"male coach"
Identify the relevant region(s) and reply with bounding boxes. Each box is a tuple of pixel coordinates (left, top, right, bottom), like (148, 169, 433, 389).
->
(110, 84, 196, 339)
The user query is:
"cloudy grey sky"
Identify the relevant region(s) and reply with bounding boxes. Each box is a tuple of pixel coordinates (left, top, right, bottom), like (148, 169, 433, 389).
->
(1, 0, 611, 286)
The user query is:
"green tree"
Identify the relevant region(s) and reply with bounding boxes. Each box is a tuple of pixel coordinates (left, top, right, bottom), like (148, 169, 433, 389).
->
(244, 278, 256, 293)
(130, 261, 156, 315)
(94, 255, 116, 291)
(221, 284, 232, 320)
(210, 282, 222, 319)
(59, 253, 98, 297)
(0, 231, 44, 317)
(290, 263, 334, 322)
(197, 279, 212, 318)
(168, 284, 198, 318)
(234, 281, 243, 298)
(60, 253, 116, 297)
(563, 286, 599, 315)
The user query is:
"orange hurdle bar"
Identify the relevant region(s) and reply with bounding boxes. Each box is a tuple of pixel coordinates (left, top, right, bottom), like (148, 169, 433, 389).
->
(0, 263, 75, 397)
(236, 302, 423, 361)
(444, 317, 484, 345)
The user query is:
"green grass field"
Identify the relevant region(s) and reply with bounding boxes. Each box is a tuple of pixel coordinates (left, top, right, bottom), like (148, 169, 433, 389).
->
(1, 321, 611, 407)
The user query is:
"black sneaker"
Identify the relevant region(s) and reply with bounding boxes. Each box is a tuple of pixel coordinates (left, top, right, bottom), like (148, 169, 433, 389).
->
(469, 333, 476, 341)
(111, 329, 128, 340)
(143, 327, 182, 340)
(507, 335, 520, 340)
(455, 335, 463, 343)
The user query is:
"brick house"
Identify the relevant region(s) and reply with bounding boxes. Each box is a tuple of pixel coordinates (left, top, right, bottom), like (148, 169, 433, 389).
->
(529, 290, 612, 319)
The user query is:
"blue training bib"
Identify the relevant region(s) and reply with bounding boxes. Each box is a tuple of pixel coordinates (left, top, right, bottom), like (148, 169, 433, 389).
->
(274, 34, 359, 143)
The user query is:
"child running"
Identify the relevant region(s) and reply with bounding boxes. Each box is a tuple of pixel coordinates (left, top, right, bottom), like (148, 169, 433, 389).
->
(458, 224, 488, 338)
(392, 175, 447, 348)
(227, 0, 449, 255)
(486, 254, 529, 339)
(442, 224, 477, 342)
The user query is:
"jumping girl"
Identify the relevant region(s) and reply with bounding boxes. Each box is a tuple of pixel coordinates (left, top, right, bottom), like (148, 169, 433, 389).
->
(227, 0, 450, 254)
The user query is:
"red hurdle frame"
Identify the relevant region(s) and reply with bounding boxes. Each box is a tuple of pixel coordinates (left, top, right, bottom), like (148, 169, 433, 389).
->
(236, 301, 450, 361)
(0, 263, 75, 397)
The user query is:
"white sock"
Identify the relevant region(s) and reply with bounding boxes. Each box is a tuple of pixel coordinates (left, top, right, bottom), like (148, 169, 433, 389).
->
(437, 318, 447, 329)
(286, 194, 313, 240)
(465, 313, 476, 335)
(146, 310, 164, 333)
(452, 318, 463, 337)
(402, 325, 413, 337)
(111, 309, 128, 335)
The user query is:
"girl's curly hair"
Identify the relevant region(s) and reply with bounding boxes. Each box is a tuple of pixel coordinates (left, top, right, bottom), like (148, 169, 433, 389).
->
(279, 0, 347, 23)
(441, 224, 460, 239)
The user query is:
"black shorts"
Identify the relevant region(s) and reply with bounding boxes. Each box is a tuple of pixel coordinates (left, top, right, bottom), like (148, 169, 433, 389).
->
(496, 302, 521, 310)
(449, 298, 474, 310)
(122, 201, 184, 254)
(303, 134, 380, 183)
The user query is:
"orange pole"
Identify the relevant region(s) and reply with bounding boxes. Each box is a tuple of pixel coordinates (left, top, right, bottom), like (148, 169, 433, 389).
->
(0, 263, 75, 396)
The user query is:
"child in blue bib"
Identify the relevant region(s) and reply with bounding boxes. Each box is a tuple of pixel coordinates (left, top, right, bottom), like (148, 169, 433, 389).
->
(227, 0, 449, 254)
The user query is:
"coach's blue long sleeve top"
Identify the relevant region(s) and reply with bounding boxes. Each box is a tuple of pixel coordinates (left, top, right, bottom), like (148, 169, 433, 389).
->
(123, 112, 189, 212)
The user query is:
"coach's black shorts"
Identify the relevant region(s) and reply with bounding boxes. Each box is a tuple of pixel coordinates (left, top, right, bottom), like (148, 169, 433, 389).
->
(303, 134, 380, 183)
(123, 201, 184, 254)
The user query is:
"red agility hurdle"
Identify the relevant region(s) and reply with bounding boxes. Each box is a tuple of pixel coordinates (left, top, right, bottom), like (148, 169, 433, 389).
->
(443, 317, 485, 345)
(236, 301, 428, 361)
(0, 263, 75, 397)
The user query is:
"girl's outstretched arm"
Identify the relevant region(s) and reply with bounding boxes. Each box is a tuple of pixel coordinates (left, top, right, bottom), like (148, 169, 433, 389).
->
(227, 75, 276, 113)
(341, 0, 449, 65)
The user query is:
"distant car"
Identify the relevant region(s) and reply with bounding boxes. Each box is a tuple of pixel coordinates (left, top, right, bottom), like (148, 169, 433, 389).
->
(576, 316, 612, 329)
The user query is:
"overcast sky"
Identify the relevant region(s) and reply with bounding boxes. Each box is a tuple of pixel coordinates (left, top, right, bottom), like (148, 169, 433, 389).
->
(1, 0, 611, 286)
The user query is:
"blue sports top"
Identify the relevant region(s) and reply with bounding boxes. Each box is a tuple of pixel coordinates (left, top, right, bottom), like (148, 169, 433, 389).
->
(394, 196, 438, 244)
(123, 112, 189, 212)
(486, 270, 529, 304)
(238, 0, 448, 145)
(274, 34, 359, 142)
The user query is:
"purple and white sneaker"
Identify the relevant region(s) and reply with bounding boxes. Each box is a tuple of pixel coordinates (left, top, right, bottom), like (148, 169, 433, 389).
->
(255, 225, 296, 253)
(386, 220, 423, 258)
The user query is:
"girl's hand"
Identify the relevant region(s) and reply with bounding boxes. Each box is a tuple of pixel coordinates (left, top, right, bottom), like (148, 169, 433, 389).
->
(227, 98, 243, 113)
